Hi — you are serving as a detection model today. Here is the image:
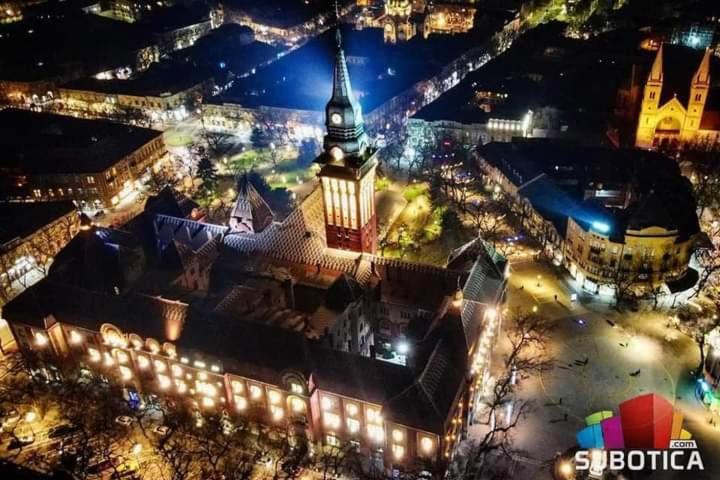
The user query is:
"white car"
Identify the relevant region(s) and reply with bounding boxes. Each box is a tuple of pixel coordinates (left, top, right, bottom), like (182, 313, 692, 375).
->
(115, 416, 133, 426)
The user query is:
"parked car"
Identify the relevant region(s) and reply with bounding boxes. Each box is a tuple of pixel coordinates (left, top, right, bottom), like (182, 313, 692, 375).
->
(1, 409, 20, 432)
(48, 423, 79, 438)
(152, 425, 170, 436)
(115, 416, 133, 426)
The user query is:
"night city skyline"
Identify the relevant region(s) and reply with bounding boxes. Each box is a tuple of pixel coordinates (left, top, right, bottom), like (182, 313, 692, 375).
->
(1, 1, 720, 480)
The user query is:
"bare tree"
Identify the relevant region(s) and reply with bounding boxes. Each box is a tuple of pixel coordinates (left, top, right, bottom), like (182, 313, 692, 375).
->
(672, 299, 720, 375)
(464, 310, 553, 478)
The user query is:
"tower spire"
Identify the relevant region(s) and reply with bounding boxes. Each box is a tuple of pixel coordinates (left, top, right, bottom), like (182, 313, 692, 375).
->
(649, 44, 664, 83)
(693, 48, 712, 86)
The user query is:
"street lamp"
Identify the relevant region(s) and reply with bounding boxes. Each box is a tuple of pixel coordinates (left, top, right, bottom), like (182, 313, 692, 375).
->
(536, 274, 542, 287)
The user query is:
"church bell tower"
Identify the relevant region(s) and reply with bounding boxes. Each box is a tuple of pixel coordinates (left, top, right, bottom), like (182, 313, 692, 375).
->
(316, 29, 377, 254)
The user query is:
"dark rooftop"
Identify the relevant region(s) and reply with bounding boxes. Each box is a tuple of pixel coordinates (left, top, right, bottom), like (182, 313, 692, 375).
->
(478, 140, 700, 240)
(0, 109, 162, 174)
(0, 12, 153, 82)
(414, 23, 643, 131)
(0, 201, 77, 248)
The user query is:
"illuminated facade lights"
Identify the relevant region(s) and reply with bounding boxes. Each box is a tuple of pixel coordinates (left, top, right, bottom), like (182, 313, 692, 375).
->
(324, 412, 341, 429)
(157, 374, 171, 390)
(234, 396, 248, 411)
(137, 355, 149, 369)
(88, 348, 101, 362)
(69, 330, 83, 345)
(34, 332, 48, 347)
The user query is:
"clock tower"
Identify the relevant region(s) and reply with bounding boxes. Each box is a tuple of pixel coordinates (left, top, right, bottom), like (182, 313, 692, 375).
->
(316, 29, 377, 254)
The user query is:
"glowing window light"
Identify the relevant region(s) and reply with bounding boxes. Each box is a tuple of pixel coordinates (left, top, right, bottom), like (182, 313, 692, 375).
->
(157, 374, 171, 390)
(268, 390, 281, 405)
(137, 355, 149, 369)
(291, 397, 305, 413)
(194, 360, 206, 369)
(392, 444, 405, 459)
(231, 380, 244, 394)
(290, 382, 303, 395)
(119, 366, 133, 381)
(180, 357, 189, 364)
(235, 395, 248, 411)
(103, 352, 115, 367)
(421, 436, 434, 453)
(197, 371, 207, 381)
(366, 408, 381, 424)
(210, 364, 220, 373)
(324, 412, 341, 429)
(34, 332, 49, 347)
(201, 397, 215, 409)
(171, 364, 183, 377)
(69, 330, 83, 345)
(250, 385, 263, 400)
(153, 360, 166, 373)
(346, 403, 358, 417)
(88, 348, 101, 362)
(115, 350, 129, 364)
(347, 418, 360, 433)
(271, 405, 284, 421)
(175, 380, 187, 394)
(367, 424, 384, 442)
(591, 221, 610, 234)
(392, 429, 404, 442)
(321, 396, 336, 411)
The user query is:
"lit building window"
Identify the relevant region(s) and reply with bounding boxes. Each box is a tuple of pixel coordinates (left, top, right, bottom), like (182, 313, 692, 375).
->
(420, 436, 434, 454)
(158, 374, 171, 390)
(197, 381, 217, 397)
(88, 348, 101, 362)
(291, 397, 305, 413)
(69, 330, 83, 345)
(119, 366, 133, 381)
(202, 397, 215, 409)
(34, 332, 48, 347)
(250, 385, 263, 400)
(392, 429, 404, 443)
(198, 371, 208, 381)
(175, 380, 187, 394)
(194, 360, 206, 368)
(180, 356, 189, 364)
(270, 405, 284, 421)
(346, 403, 358, 417)
(171, 364, 183, 377)
(347, 418, 360, 434)
(326, 435, 340, 447)
(367, 424, 384, 442)
(210, 364, 220, 372)
(290, 382, 304, 395)
(103, 352, 115, 367)
(321, 395, 337, 411)
(324, 412, 341, 430)
(137, 355, 149, 369)
(268, 390, 282, 405)
(234, 395, 248, 411)
(231, 380, 244, 394)
(115, 350, 129, 364)
(153, 360, 166, 372)
(392, 444, 405, 460)
(366, 408, 381, 424)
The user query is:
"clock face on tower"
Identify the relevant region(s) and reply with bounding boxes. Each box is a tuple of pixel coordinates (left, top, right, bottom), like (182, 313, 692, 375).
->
(331, 113, 342, 125)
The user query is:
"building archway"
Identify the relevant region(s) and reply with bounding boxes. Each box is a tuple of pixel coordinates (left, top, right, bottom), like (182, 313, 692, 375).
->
(653, 116, 682, 146)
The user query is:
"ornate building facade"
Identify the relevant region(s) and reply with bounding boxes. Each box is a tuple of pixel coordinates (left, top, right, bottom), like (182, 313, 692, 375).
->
(635, 44, 720, 149)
